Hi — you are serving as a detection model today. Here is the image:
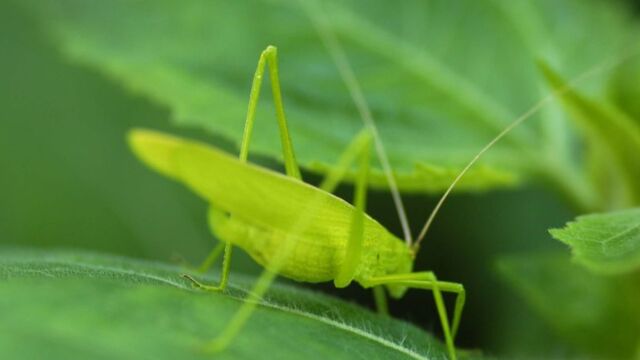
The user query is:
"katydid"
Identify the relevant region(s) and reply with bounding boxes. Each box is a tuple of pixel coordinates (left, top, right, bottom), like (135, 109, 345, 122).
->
(128, 42, 633, 359)
(129, 45, 465, 359)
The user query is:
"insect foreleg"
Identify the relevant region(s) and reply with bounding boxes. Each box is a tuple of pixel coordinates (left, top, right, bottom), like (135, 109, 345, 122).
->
(362, 272, 466, 360)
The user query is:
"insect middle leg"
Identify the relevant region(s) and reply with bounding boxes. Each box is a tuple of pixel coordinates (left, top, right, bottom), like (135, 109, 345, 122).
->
(183, 45, 302, 291)
(324, 130, 390, 315)
(361, 272, 466, 360)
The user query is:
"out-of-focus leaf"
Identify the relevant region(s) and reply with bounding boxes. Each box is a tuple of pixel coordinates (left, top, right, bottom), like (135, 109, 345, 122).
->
(497, 252, 640, 358)
(19, 0, 638, 196)
(0, 249, 473, 360)
(610, 54, 640, 122)
(541, 64, 640, 208)
(549, 207, 640, 274)
(0, 1, 212, 261)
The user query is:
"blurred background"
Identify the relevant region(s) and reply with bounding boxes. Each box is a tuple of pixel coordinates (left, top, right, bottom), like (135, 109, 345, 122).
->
(1, 1, 639, 358)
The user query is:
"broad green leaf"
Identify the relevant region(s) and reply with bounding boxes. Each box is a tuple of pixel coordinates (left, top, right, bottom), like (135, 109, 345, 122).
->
(549, 207, 640, 274)
(541, 64, 640, 208)
(0, 1, 215, 261)
(19, 0, 638, 196)
(0, 249, 474, 360)
(497, 253, 640, 358)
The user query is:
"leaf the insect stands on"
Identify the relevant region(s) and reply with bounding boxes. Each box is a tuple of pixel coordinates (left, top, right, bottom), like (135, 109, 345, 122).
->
(0, 249, 471, 360)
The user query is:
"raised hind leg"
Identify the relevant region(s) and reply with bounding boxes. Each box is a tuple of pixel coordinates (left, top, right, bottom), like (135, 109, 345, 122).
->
(184, 45, 301, 291)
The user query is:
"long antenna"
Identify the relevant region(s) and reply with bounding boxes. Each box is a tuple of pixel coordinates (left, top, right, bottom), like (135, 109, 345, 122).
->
(412, 50, 638, 253)
(300, 0, 413, 246)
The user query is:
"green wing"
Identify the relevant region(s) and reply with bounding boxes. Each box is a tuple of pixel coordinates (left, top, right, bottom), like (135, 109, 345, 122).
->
(128, 129, 388, 241)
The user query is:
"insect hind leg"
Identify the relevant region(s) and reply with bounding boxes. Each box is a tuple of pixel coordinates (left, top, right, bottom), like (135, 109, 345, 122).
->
(239, 45, 301, 180)
(182, 246, 232, 292)
(182, 208, 234, 292)
(184, 45, 302, 292)
(195, 241, 225, 273)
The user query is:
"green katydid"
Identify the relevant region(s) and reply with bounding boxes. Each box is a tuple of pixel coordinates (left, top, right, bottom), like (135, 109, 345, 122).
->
(128, 38, 636, 359)
(129, 45, 466, 359)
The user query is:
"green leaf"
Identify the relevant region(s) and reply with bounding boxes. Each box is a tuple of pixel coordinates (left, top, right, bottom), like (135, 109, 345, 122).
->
(610, 54, 640, 123)
(549, 207, 640, 274)
(0, 1, 215, 261)
(497, 252, 640, 358)
(541, 64, 640, 208)
(19, 0, 638, 195)
(0, 249, 468, 360)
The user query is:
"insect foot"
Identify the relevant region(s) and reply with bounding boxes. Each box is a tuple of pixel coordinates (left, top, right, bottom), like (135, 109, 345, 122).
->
(182, 274, 225, 292)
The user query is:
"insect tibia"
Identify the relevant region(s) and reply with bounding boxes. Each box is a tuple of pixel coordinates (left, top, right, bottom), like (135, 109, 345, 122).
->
(264, 44, 277, 54)
(241, 44, 302, 180)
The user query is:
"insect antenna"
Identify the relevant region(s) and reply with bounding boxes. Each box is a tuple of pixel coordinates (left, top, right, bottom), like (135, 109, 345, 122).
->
(412, 47, 640, 254)
(301, 0, 414, 246)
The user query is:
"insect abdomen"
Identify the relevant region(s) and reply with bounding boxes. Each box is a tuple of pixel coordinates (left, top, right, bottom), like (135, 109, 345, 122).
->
(208, 207, 343, 283)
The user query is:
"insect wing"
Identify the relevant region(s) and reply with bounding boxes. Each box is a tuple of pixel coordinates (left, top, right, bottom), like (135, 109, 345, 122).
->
(129, 129, 386, 241)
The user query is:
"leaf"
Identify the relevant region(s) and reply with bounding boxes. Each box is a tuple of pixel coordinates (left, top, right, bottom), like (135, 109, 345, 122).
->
(0, 1, 217, 261)
(540, 63, 640, 208)
(610, 54, 640, 123)
(549, 207, 640, 274)
(19, 0, 638, 195)
(497, 252, 640, 358)
(0, 249, 470, 360)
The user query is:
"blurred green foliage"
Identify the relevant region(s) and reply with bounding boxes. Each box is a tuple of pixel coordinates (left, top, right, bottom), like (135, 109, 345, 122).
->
(497, 253, 640, 358)
(1, 0, 640, 358)
(0, 1, 206, 260)
(19, 0, 638, 199)
(542, 64, 640, 209)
